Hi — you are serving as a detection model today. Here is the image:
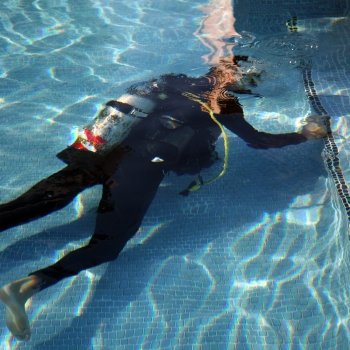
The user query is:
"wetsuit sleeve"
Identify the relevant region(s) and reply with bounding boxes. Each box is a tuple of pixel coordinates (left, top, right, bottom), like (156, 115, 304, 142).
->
(219, 113, 307, 149)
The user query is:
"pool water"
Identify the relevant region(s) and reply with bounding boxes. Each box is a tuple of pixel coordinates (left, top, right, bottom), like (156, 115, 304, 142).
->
(0, 0, 349, 349)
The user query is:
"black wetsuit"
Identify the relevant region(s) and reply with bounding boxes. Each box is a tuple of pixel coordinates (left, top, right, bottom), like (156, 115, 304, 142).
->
(0, 73, 307, 290)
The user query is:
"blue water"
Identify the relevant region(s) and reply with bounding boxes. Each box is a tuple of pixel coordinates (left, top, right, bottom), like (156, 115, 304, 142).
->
(0, 0, 349, 349)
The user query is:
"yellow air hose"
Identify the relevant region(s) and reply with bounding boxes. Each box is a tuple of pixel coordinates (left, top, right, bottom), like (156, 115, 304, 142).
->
(180, 92, 229, 195)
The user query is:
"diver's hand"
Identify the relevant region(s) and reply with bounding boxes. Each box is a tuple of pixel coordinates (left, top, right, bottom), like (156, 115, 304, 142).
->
(301, 115, 328, 139)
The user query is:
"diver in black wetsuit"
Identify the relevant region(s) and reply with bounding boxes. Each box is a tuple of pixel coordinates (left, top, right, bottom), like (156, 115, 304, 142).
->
(0, 57, 326, 340)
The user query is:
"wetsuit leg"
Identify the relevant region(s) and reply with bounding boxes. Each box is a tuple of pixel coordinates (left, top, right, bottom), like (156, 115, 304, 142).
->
(29, 153, 165, 290)
(0, 166, 100, 232)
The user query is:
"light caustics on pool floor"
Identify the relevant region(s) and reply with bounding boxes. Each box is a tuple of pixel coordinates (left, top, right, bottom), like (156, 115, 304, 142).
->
(0, 1, 350, 349)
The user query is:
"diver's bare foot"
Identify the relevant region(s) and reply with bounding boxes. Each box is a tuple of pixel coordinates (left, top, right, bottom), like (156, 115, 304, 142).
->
(0, 276, 41, 341)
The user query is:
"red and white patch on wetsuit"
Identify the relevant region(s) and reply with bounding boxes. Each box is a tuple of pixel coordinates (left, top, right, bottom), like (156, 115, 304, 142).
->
(71, 128, 107, 152)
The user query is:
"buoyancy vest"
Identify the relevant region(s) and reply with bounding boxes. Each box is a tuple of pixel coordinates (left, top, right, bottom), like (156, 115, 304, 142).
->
(56, 76, 221, 172)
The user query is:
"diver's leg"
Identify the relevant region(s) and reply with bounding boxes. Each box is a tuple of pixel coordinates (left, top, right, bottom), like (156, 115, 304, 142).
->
(0, 166, 100, 232)
(0, 154, 164, 340)
(32, 154, 165, 287)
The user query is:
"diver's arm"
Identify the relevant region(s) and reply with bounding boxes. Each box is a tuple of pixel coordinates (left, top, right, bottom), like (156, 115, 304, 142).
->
(219, 113, 325, 149)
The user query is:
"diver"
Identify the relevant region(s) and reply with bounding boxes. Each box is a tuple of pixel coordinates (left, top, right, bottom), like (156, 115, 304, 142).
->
(0, 56, 326, 340)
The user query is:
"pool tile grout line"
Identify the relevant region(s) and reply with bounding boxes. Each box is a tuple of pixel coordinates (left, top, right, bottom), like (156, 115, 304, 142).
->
(302, 62, 350, 233)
